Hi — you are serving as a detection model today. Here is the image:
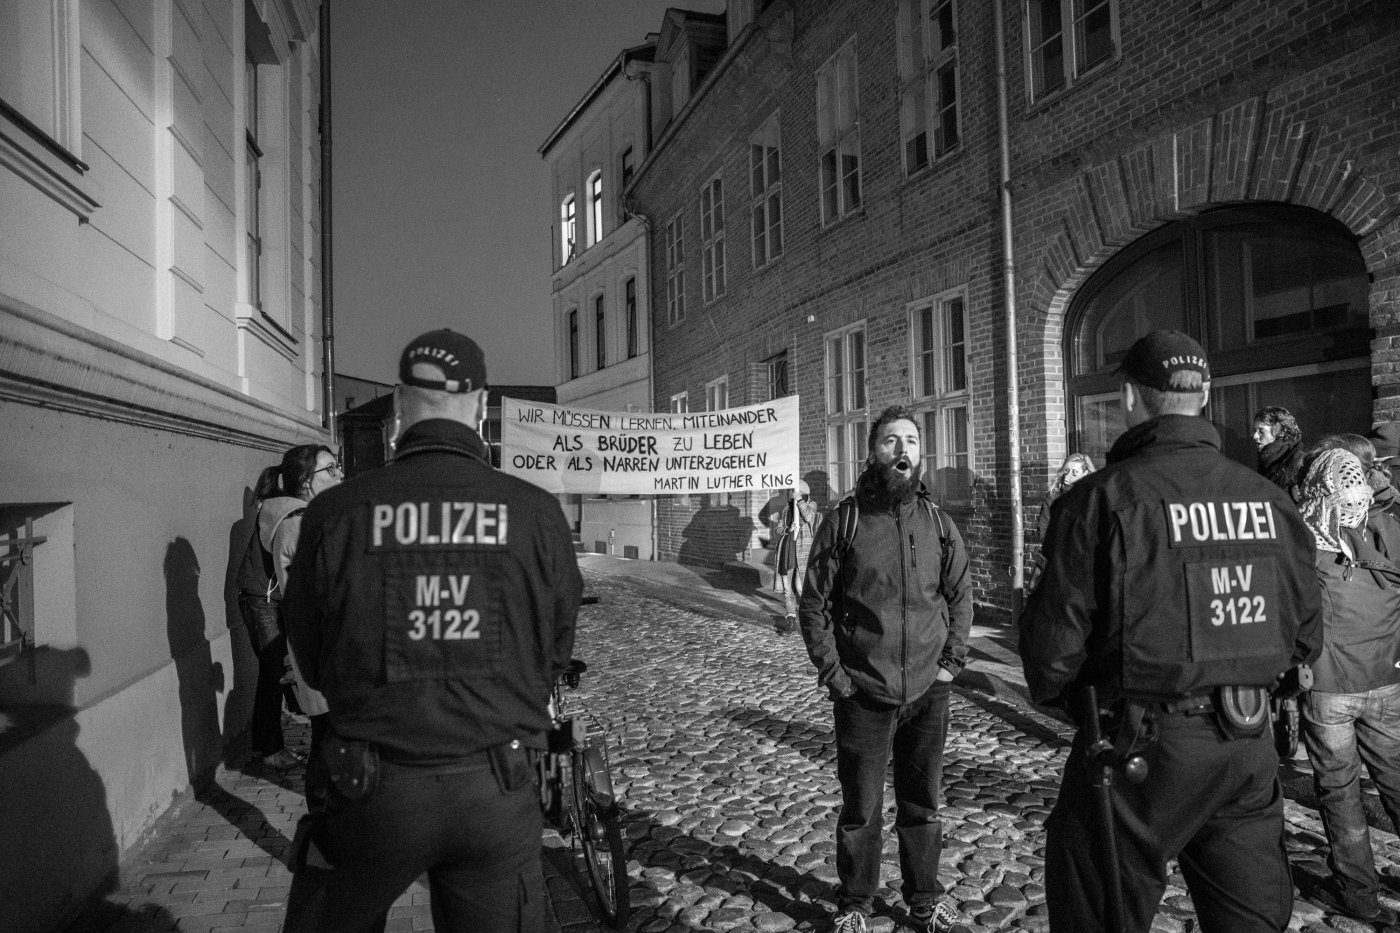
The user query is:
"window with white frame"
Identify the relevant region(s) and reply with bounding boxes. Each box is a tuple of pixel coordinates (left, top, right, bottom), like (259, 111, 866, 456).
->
(700, 175, 726, 302)
(706, 375, 729, 412)
(594, 293, 606, 369)
(561, 194, 577, 264)
(1026, 0, 1118, 101)
(750, 113, 783, 267)
(0, 0, 92, 222)
(897, 0, 960, 175)
(587, 170, 604, 246)
(910, 291, 972, 506)
(245, 56, 265, 311)
(241, 10, 293, 335)
(568, 308, 579, 379)
(625, 277, 638, 359)
(666, 212, 686, 325)
(825, 324, 867, 495)
(670, 391, 689, 413)
(816, 39, 861, 224)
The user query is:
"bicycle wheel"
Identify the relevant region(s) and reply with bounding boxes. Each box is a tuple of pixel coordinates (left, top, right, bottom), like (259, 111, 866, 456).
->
(571, 745, 629, 928)
(1273, 696, 1300, 760)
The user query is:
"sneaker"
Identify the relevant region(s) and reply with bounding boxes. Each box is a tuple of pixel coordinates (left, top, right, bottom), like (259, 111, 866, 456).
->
(261, 748, 305, 770)
(909, 899, 966, 933)
(831, 908, 870, 933)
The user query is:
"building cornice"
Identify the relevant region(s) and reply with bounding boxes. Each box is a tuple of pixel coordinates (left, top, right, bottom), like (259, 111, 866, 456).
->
(0, 296, 327, 452)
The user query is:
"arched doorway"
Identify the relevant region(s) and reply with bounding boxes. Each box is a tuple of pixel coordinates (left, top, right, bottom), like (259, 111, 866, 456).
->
(1065, 204, 1372, 466)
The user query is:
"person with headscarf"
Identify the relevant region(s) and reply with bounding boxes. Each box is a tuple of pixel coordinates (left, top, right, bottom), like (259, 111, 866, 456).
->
(1253, 406, 1305, 495)
(1295, 448, 1400, 926)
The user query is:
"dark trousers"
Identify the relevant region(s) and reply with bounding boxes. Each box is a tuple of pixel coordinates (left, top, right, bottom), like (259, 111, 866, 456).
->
(239, 595, 287, 758)
(1302, 684, 1400, 898)
(1045, 712, 1291, 933)
(833, 681, 951, 911)
(311, 757, 544, 933)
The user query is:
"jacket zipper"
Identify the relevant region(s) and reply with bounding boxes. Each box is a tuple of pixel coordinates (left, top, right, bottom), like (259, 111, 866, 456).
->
(898, 510, 908, 704)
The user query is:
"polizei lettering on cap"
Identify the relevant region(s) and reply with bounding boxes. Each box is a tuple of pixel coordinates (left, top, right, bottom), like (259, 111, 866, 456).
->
(371, 501, 509, 547)
(1165, 500, 1277, 546)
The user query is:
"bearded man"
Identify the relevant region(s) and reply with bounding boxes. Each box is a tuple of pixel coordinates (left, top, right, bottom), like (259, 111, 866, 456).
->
(799, 405, 973, 933)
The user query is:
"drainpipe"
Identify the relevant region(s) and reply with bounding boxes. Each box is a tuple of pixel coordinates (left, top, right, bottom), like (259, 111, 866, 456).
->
(993, 0, 1025, 617)
(623, 59, 659, 561)
(319, 1, 335, 434)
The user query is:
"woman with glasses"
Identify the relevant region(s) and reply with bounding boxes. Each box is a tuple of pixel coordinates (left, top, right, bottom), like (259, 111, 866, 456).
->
(255, 445, 341, 785)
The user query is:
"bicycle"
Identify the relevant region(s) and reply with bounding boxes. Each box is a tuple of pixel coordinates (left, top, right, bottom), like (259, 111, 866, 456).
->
(539, 654, 630, 928)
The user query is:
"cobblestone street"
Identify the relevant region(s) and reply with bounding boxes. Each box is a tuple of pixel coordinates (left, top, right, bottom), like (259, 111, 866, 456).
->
(572, 575, 1400, 933)
(65, 562, 1400, 933)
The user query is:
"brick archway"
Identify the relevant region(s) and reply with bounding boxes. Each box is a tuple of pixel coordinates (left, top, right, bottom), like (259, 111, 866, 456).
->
(1018, 95, 1400, 488)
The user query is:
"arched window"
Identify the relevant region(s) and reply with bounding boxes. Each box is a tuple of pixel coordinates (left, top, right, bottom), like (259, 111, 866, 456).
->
(1066, 205, 1370, 466)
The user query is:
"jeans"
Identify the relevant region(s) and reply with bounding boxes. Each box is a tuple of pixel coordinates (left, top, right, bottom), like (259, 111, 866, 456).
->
(1046, 712, 1291, 933)
(311, 756, 544, 933)
(1302, 683, 1400, 899)
(833, 681, 951, 911)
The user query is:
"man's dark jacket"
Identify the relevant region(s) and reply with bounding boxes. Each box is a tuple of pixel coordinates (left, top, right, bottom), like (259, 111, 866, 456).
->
(799, 477, 972, 705)
(1019, 415, 1322, 709)
(283, 419, 581, 764)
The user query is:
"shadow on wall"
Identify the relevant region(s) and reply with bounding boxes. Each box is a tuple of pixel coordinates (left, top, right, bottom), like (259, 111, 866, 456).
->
(0, 647, 119, 932)
(804, 470, 833, 509)
(164, 537, 223, 786)
(676, 502, 755, 568)
(220, 486, 260, 767)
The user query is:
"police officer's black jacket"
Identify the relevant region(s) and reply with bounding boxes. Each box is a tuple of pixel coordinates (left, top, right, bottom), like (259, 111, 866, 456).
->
(283, 418, 581, 764)
(1019, 415, 1322, 709)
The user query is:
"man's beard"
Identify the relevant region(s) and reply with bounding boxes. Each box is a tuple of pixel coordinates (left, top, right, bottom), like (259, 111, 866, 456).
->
(860, 455, 921, 509)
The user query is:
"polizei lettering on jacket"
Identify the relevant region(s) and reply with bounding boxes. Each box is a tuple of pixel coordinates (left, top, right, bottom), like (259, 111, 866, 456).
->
(1165, 500, 1278, 546)
(370, 501, 509, 547)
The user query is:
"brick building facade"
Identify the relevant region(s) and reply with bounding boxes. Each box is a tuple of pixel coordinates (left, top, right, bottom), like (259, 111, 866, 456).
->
(627, 0, 1400, 616)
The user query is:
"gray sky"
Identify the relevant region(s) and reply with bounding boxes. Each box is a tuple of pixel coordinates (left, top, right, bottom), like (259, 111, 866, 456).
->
(331, 0, 726, 387)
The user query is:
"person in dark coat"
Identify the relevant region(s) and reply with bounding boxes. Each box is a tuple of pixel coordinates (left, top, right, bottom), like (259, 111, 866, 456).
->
(1294, 448, 1400, 926)
(1253, 406, 1304, 496)
(1367, 421, 1400, 493)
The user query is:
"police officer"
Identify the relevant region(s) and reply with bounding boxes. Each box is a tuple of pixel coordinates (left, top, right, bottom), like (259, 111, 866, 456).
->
(282, 329, 581, 933)
(1019, 330, 1322, 933)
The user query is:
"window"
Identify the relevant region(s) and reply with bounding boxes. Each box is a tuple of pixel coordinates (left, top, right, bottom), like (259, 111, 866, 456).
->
(0, 505, 76, 673)
(817, 39, 861, 224)
(897, 0, 960, 175)
(594, 293, 606, 369)
(587, 170, 604, 246)
(670, 391, 689, 413)
(0, 0, 91, 217)
(1026, 0, 1117, 101)
(245, 57, 265, 310)
(825, 324, 868, 494)
(620, 147, 635, 190)
(911, 292, 973, 506)
(625, 277, 638, 359)
(1066, 206, 1371, 467)
(561, 194, 577, 264)
(766, 350, 790, 399)
(568, 308, 579, 379)
(700, 175, 726, 302)
(750, 113, 783, 267)
(706, 375, 729, 412)
(666, 212, 686, 325)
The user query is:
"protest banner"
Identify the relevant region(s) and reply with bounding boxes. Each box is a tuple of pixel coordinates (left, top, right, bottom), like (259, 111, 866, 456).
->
(500, 395, 800, 495)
